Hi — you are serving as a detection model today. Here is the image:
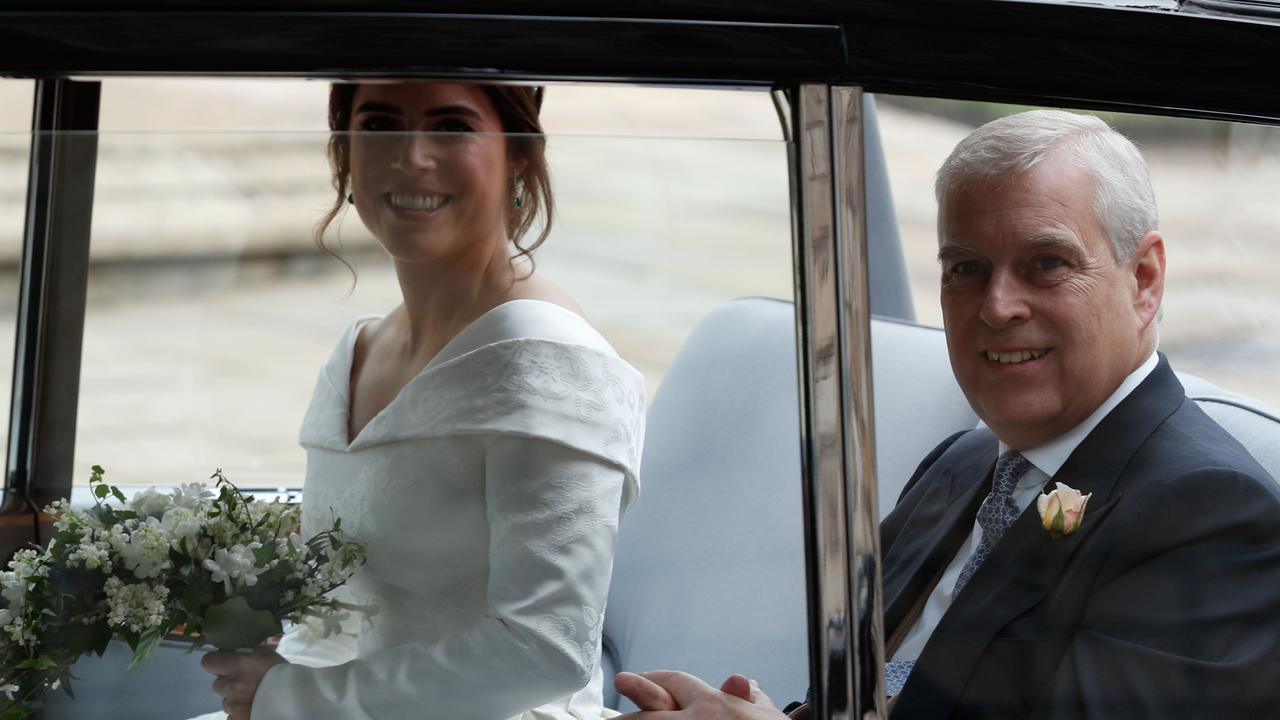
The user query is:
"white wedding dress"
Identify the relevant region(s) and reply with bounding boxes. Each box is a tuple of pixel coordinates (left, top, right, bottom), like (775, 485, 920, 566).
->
(240, 299, 644, 720)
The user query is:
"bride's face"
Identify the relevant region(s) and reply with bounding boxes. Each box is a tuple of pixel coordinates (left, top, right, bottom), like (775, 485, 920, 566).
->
(347, 82, 518, 263)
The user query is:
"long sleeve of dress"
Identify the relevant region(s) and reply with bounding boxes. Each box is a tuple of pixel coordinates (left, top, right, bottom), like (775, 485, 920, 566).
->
(251, 435, 627, 720)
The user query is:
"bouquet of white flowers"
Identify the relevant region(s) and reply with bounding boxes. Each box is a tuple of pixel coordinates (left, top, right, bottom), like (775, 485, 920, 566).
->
(0, 466, 367, 718)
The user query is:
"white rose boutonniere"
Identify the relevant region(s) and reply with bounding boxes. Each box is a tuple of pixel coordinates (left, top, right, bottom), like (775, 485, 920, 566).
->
(1036, 482, 1092, 536)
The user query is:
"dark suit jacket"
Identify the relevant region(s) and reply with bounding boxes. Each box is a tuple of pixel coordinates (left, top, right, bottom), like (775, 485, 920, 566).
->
(880, 355, 1280, 719)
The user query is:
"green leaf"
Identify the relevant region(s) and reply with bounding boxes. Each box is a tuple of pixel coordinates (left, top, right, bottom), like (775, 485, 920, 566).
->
(181, 577, 215, 621)
(0, 703, 32, 719)
(15, 656, 59, 670)
(110, 487, 127, 504)
(39, 616, 96, 659)
(87, 622, 112, 657)
(201, 596, 281, 651)
(1051, 507, 1065, 533)
(54, 671, 75, 700)
(92, 484, 109, 499)
(129, 628, 166, 668)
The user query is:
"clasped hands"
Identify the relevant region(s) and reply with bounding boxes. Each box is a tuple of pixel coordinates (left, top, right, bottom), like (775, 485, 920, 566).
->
(199, 646, 287, 720)
(615, 670, 790, 719)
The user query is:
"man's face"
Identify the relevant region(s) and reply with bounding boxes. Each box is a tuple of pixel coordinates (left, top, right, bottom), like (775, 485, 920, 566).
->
(939, 155, 1163, 450)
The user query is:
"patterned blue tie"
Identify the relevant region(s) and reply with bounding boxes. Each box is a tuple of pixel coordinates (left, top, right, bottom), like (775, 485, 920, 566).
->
(952, 450, 1030, 594)
(884, 450, 1031, 698)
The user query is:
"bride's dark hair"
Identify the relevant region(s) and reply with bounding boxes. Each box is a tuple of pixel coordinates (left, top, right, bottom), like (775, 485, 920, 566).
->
(315, 83, 555, 272)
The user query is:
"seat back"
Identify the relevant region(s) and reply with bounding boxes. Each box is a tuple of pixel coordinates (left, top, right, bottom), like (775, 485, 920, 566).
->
(1177, 372, 1280, 482)
(41, 639, 219, 718)
(602, 299, 976, 709)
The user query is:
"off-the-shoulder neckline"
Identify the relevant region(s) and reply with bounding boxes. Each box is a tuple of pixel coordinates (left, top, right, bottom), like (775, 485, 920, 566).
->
(338, 299, 612, 449)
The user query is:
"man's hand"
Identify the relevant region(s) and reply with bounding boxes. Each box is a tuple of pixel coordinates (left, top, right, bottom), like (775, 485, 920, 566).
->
(614, 670, 788, 719)
(200, 646, 287, 720)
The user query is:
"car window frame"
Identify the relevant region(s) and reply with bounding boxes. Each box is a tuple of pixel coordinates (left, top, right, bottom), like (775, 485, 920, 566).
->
(2, 3, 1280, 718)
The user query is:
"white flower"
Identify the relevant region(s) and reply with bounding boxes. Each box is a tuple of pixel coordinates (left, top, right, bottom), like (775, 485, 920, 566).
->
(293, 602, 372, 641)
(6, 621, 34, 648)
(249, 501, 300, 541)
(203, 543, 264, 594)
(171, 482, 214, 511)
(0, 582, 36, 649)
(295, 607, 352, 641)
(66, 541, 113, 573)
(109, 519, 171, 579)
(1036, 482, 1092, 536)
(129, 487, 172, 518)
(103, 576, 169, 633)
(1, 571, 28, 611)
(205, 513, 246, 549)
(48, 503, 104, 533)
(161, 506, 202, 549)
(319, 610, 350, 637)
(2, 683, 18, 700)
(7, 549, 47, 580)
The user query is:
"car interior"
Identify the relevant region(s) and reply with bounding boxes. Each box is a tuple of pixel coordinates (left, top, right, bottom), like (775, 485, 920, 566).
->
(4, 4, 1280, 718)
(21, 90, 1278, 718)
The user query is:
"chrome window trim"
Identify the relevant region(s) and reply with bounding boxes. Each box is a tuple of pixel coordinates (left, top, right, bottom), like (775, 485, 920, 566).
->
(790, 83, 885, 719)
(831, 85, 886, 719)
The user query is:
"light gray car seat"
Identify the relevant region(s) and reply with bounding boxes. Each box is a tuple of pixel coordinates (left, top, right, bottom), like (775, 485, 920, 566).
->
(600, 299, 976, 710)
(599, 89, 941, 710)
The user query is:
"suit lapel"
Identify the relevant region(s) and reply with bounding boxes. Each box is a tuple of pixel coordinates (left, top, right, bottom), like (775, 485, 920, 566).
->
(883, 430, 998, 636)
(892, 356, 1187, 718)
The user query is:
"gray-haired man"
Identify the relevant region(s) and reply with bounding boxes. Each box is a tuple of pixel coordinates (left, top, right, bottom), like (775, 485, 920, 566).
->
(616, 110, 1280, 719)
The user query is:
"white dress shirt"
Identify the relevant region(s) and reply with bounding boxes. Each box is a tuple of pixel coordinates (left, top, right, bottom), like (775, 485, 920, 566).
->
(890, 351, 1158, 663)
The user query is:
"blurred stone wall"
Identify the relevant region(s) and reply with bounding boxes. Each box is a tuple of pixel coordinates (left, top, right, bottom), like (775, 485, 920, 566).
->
(0, 78, 1276, 487)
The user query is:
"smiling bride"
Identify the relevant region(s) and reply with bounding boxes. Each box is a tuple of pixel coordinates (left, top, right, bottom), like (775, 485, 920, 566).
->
(197, 81, 645, 720)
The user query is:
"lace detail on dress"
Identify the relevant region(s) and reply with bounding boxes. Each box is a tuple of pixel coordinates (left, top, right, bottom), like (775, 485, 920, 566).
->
(511, 469, 613, 562)
(299, 371, 350, 449)
(598, 354, 645, 469)
(389, 339, 645, 474)
(534, 605, 604, 686)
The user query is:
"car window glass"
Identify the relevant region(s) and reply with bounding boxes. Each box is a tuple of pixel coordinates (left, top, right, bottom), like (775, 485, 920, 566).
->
(70, 79, 792, 491)
(875, 97, 1280, 517)
(872, 93, 1280, 712)
(879, 96, 1280, 409)
(23, 77, 811, 715)
(0, 79, 35, 457)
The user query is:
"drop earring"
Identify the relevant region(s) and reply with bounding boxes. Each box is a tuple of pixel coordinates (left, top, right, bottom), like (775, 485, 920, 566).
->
(512, 175, 523, 209)
(347, 193, 355, 205)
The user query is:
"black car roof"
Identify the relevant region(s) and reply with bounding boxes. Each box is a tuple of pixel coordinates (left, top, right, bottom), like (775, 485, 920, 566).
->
(0, 1, 1278, 122)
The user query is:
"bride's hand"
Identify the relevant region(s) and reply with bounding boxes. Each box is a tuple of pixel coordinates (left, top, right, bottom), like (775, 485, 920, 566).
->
(614, 670, 786, 719)
(201, 646, 287, 720)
